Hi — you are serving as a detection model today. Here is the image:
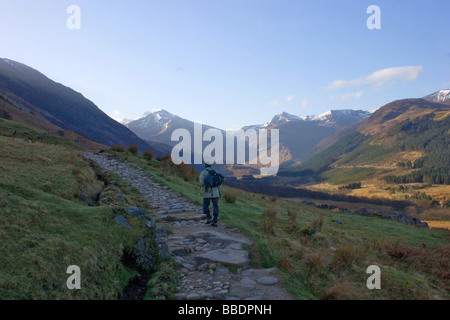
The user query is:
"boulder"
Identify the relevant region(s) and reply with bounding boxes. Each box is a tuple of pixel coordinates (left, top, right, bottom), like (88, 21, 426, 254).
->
(126, 207, 147, 218)
(114, 215, 132, 229)
(196, 248, 250, 266)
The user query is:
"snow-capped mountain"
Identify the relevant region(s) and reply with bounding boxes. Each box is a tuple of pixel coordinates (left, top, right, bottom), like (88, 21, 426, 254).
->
(423, 89, 450, 105)
(259, 109, 372, 129)
(125, 108, 372, 166)
(125, 109, 217, 145)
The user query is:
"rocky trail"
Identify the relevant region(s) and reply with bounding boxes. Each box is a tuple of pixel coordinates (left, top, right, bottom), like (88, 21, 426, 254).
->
(83, 153, 293, 300)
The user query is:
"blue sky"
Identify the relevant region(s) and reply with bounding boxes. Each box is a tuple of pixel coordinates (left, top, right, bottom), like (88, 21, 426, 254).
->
(1, 0, 449, 129)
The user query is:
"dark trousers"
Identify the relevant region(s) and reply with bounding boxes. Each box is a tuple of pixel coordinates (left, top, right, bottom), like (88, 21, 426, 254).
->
(203, 198, 219, 221)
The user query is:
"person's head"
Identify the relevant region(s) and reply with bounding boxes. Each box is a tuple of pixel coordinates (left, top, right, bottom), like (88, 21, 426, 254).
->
(205, 162, 212, 168)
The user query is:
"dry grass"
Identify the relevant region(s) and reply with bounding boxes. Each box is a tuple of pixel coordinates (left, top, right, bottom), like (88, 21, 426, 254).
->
(424, 221, 450, 231)
(143, 150, 153, 161)
(263, 205, 278, 234)
(127, 145, 138, 155)
(223, 190, 238, 204)
(382, 243, 450, 282)
(110, 145, 125, 152)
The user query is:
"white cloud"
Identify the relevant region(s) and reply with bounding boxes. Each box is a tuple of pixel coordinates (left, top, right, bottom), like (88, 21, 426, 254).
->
(301, 98, 308, 108)
(340, 91, 363, 101)
(328, 66, 423, 89)
(444, 81, 450, 87)
(269, 99, 280, 107)
(286, 95, 294, 102)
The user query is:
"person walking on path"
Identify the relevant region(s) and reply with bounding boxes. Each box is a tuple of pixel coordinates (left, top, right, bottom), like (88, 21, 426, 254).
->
(199, 163, 224, 227)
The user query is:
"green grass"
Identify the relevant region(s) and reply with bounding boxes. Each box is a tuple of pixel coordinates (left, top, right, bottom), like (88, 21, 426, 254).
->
(321, 167, 377, 185)
(0, 129, 149, 299)
(113, 151, 450, 300)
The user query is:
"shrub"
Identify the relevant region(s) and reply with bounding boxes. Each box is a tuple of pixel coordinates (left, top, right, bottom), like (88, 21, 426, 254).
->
(263, 205, 278, 234)
(110, 145, 125, 152)
(287, 209, 297, 225)
(127, 145, 138, 155)
(143, 150, 154, 161)
(311, 214, 325, 231)
(178, 163, 197, 182)
(331, 245, 363, 270)
(224, 191, 237, 204)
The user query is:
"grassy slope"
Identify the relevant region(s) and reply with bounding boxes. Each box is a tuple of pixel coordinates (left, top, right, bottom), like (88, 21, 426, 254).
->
(1, 115, 448, 300)
(0, 119, 149, 299)
(116, 152, 450, 300)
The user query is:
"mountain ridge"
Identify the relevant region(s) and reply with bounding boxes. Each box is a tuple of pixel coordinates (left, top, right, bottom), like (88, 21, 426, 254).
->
(0, 57, 163, 154)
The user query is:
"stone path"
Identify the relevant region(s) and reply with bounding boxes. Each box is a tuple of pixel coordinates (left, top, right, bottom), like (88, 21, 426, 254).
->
(83, 152, 293, 300)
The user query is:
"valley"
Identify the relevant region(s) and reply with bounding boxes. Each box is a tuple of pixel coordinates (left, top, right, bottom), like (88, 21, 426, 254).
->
(0, 58, 449, 300)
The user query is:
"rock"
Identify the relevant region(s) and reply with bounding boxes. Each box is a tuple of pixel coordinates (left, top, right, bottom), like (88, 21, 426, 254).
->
(133, 238, 156, 273)
(114, 215, 132, 229)
(197, 263, 208, 271)
(190, 231, 251, 246)
(244, 296, 264, 300)
(228, 284, 256, 299)
(196, 249, 250, 266)
(174, 293, 187, 300)
(330, 247, 337, 251)
(155, 226, 168, 237)
(226, 243, 243, 250)
(154, 233, 170, 260)
(256, 276, 278, 286)
(137, 215, 156, 229)
(115, 194, 128, 202)
(200, 292, 213, 299)
(242, 268, 278, 279)
(125, 207, 147, 218)
(186, 293, 200, 300)
(395, 213, 429, 228)
(240, 277, 257, 285)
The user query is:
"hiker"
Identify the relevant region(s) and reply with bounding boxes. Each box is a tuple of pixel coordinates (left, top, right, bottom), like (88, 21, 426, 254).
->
(199, 163, 224, 227)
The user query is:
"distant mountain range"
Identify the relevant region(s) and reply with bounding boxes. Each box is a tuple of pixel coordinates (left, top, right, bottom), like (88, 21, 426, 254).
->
(0, 58, 163, 154)
(281, 97, 450, 185)
(125, 108, 373, 170)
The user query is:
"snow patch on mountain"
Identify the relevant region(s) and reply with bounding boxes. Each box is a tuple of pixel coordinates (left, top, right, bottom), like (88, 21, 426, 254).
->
(423, 89, 450, 103)
(265, 109, 371, 127)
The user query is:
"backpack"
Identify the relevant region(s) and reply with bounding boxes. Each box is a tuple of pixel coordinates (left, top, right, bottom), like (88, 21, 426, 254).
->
(204, 169, 224, 188)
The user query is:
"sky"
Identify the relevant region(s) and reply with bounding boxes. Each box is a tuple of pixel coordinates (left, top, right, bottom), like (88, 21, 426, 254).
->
(0, 0, 449, 129)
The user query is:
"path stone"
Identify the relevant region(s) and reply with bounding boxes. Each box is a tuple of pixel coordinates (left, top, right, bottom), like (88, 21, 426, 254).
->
(256, 276, 279, 286)
(190, 231, 251, 246)
(196, 248, 250, 266)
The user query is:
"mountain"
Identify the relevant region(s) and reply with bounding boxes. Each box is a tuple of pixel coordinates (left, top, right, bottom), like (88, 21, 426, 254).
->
(423, 89, 450, 105)
(281, 98, 450, 185)
(0, 58, 161, 153)
(127, 108, 371, 170)
(125, 109, 218, 146)
(244, 109, 372, 164)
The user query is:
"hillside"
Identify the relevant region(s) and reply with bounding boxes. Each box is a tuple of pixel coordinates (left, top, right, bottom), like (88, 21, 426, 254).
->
(0, 58, 161, 153)
(0, 118, 154, 299)
(1, 116, 449, 300)
(282, 98, 450, 186)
